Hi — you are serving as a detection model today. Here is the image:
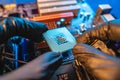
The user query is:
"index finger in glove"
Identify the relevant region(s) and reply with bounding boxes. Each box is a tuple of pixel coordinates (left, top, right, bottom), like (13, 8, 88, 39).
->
(72, 43, 120, 65)
(72, 43, 120, 80)
(72, 43, 104, 55)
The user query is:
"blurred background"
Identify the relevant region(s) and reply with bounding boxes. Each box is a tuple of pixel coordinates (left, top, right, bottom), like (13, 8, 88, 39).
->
(0, 0, 119, 18)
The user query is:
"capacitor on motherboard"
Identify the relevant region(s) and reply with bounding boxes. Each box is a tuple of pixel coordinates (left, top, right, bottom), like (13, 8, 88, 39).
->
(56, 21, 61, 28)
(79, 23, 87, 33)
(60, 18, 66, 27)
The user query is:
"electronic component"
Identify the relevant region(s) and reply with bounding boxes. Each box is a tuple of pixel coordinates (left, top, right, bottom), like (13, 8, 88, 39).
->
(56, 21, 62, 28)
(93, 4, 112, 25)
(55, 34, 68, 45)
(37, 0, 80, 16)
(38, 0, 77, 9)
(43, 27, 76, 53)
(96, 4, 112, 15)
(50, 62, 79, 80)
(31, 12, 74, 29)
(39, 5, 80, 16)
(60, 18, 66, 27)
(101, 14, 115, 21)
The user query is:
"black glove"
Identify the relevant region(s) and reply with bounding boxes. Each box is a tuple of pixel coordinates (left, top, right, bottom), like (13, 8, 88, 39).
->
(73, 43, 120, 80)
(76, 19, 120, 44)
(0, 17, 48, 44)
(0, 52, 62, 80)
(73, 19, 120, 80)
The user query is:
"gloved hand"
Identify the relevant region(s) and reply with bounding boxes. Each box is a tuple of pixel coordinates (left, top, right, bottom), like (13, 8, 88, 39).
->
(73, 19, 120, 80)
(76, 19, 120, 44)
(0, 17, 48, 44)
(73, 43, 120, 80)
(0, 17, 62, 80)
(0, 52, 62, 80)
